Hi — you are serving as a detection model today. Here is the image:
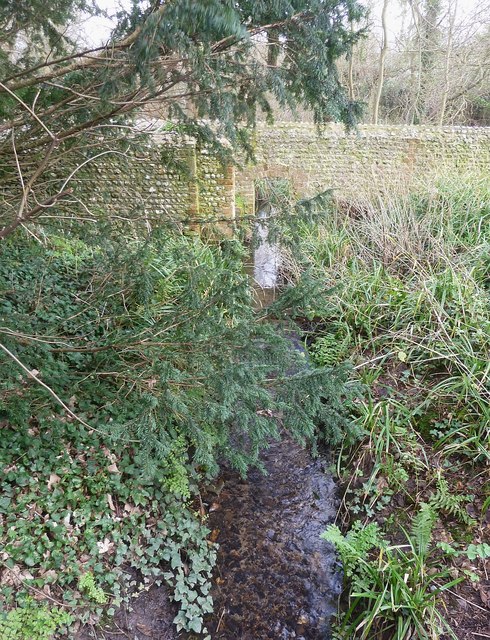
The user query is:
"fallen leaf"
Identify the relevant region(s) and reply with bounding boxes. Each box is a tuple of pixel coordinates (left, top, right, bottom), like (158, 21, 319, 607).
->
(39, 569, 57, 582)
(479, 585, 489, 606)
(0, 564, 33, 587)
(123, 502, 141, 516)
(47, 473, 61, 490)
(209, 529, 220, 543)
(102, 447, 117, 463)
(97, 538, 114, 555)
(107, 463, 120, 474)
(106, 494, 116, 511)
(136, 622, 153, 636)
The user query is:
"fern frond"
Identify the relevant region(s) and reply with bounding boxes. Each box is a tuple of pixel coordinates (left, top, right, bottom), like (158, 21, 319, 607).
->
(409, 502, 436, 555)
(429, 476, 476, 526)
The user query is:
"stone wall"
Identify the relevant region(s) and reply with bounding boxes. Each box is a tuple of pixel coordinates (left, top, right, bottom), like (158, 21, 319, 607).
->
(235, 124, 490, 215)
(78, 124, 490, 225)
(75, 138, 234, 231)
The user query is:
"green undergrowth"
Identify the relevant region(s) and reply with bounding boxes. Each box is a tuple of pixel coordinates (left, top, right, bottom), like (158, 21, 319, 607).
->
(0, 221, 354, 637)
(0, 416, 216, 637)
(322, 505, 464, 640)
(296, 171, 490, 639)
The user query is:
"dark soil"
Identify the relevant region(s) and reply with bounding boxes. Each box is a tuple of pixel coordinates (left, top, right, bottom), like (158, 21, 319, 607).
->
(443, 576, 490, 640)
(75, 582, 178, 640)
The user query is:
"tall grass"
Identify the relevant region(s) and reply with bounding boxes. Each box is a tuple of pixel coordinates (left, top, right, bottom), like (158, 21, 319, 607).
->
(297, 170, 490, 639)
(298, 169, 490, 458)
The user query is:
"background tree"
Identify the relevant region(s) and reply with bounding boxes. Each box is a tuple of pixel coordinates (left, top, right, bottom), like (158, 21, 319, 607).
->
(372, 0, 389, 123)
(337, 0, 490, 125)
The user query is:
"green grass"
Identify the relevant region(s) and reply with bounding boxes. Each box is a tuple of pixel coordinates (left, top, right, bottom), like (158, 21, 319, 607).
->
(300, 170, 490, 458)
(297, 170, 490, 639)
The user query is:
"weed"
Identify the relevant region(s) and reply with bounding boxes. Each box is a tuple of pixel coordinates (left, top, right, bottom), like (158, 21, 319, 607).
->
(0, 598, 72, 640)
(78, 573, 107, 605)
(323, 505, 462, 639)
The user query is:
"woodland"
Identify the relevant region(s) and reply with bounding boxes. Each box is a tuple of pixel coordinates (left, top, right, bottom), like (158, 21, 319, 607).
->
(0, 1, 488, 639)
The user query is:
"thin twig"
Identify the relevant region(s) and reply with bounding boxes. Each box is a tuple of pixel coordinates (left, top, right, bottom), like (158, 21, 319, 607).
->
(216, 607, 227, 633)
(353, 351, 395, 370)
(0, 341, 102, 434)
(16, 137, 59, 221)
(0, 81, 55, 138)
(439, 585, 489, 613)
(0, 188, 72, 239)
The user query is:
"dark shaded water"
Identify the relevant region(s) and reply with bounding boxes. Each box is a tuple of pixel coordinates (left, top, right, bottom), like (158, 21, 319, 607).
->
(202, 438, 341, 639)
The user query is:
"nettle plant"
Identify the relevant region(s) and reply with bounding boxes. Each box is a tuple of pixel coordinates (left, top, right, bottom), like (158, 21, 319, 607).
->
(0, 598, 73, 640)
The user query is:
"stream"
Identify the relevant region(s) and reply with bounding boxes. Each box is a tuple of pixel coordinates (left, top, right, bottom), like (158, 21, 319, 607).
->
(200, 214, 341, 638)
(202, 439, 341, 639)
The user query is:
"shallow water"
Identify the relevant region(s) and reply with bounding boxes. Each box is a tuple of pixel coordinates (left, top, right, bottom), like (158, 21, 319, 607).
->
(202, 214, 343, 639)
(254, 209, 280, 289)
(202, 438, 341, 639)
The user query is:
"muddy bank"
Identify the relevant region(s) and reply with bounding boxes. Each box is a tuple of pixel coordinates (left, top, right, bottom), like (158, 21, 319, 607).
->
(75, 581, 178, 640)
(201, 438, 341, 639)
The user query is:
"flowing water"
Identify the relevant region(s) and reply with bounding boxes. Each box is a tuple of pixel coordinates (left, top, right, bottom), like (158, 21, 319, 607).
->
(202, 440, 341, 639)
(198, 212, 342, 638)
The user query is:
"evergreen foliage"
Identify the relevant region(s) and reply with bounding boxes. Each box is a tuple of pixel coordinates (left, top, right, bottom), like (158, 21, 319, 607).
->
(0, 219, 355, 633)
(0, 0, 94, 73)
(0, 228, 353, 475)
(0, 0, 365, 238)
(0, 2, 366, 633)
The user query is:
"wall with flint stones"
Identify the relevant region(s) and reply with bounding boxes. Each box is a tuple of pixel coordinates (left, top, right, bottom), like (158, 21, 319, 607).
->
(235, 123, 490, 216)
(77, 135, 234, 229)
(80, 124, 490, 225)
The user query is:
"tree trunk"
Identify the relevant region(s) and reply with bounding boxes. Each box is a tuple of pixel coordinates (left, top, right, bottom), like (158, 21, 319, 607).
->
(438, 0, 457, 125)
(372, 0, 389, 124)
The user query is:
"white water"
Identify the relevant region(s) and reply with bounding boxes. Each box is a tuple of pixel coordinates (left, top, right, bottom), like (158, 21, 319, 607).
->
(253, 208, 280, 289)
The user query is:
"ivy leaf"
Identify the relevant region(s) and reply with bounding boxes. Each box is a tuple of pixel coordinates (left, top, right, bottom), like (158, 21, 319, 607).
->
(188, 617, 202, 633)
